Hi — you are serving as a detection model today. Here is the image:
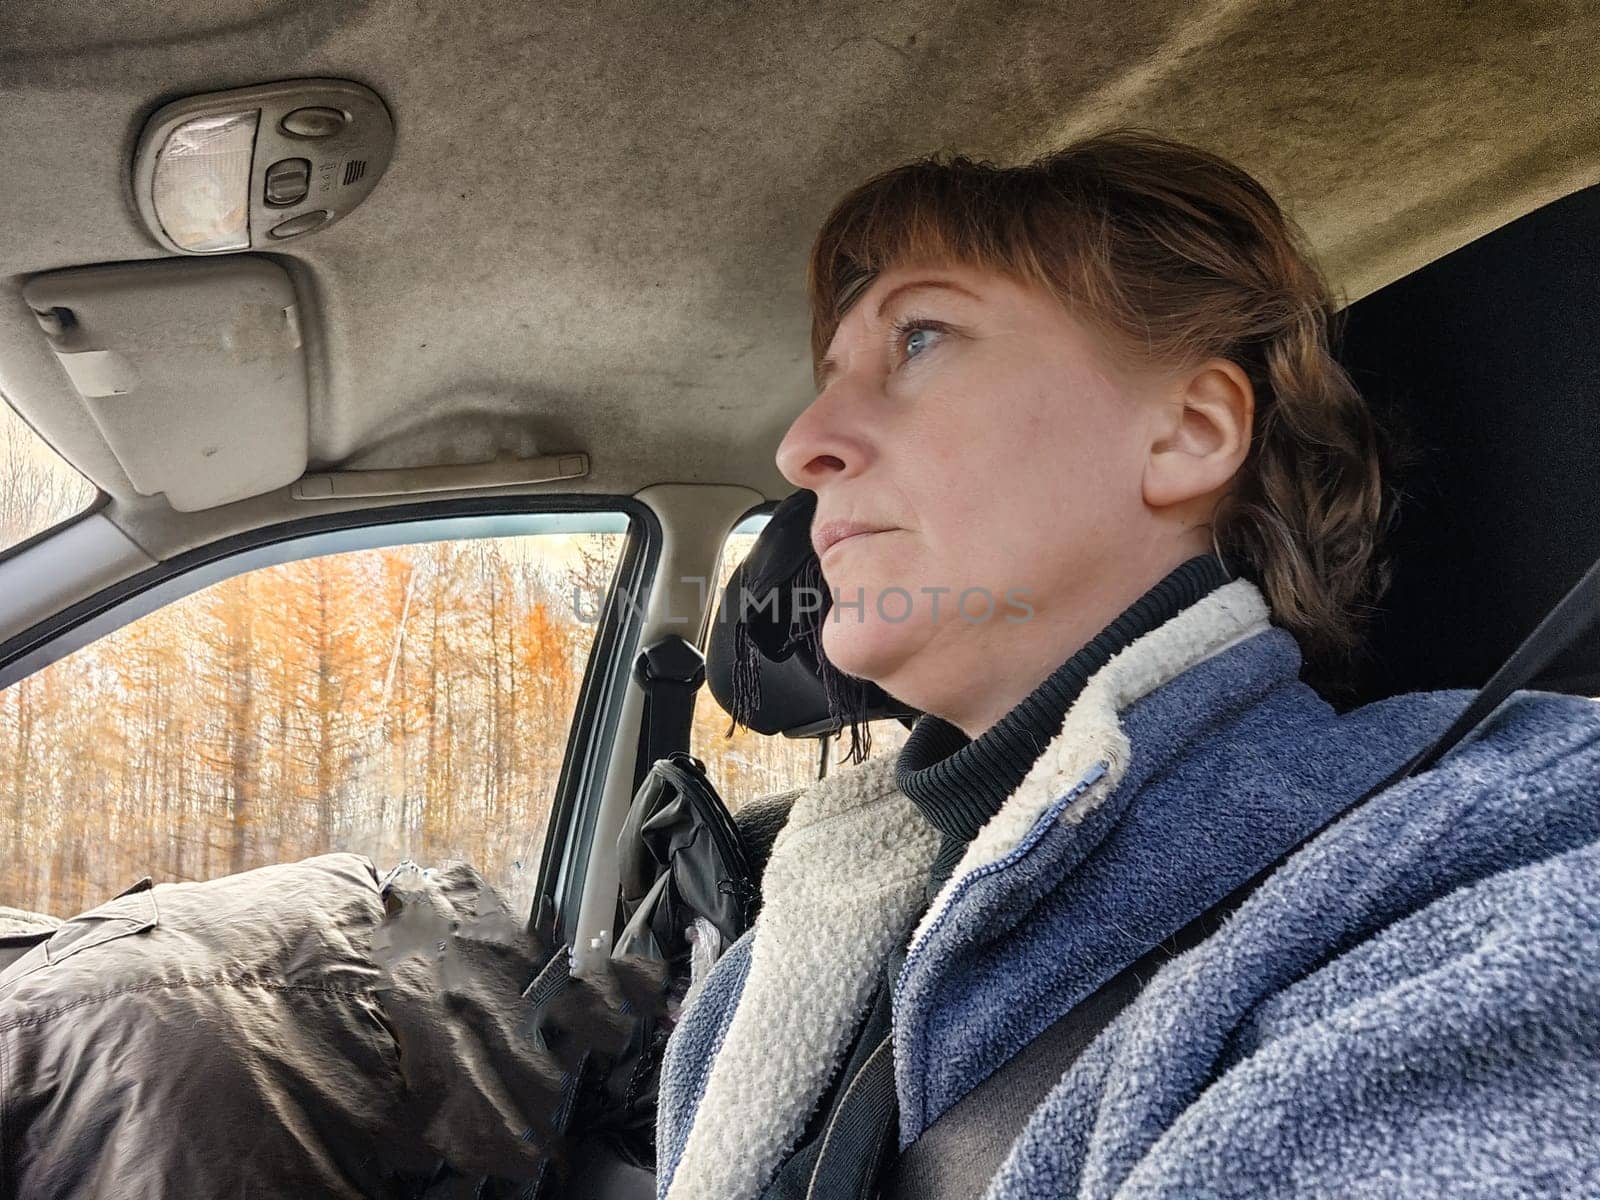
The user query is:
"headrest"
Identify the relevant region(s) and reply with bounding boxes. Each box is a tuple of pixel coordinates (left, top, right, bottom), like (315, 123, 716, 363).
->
(705, 490, 917, 737)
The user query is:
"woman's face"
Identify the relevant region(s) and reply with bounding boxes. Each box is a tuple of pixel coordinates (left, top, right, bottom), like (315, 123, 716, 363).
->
(776, 260, 1227, 732)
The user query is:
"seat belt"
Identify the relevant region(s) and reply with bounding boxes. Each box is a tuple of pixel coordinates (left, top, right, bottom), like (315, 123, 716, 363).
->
(630, 634, 707, 793)
(875, 551, 1600, 1199)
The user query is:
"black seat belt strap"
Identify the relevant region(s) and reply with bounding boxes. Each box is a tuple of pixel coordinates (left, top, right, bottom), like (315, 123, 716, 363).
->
(880, 551, 1600, 1200)
(1391, 550, 1600, 781)
(630, 635, 707, 793)
(881, 900, 1233, 1199)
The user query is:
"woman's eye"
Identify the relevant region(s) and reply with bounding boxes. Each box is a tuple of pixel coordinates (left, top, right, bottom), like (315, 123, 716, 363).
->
(899, 323, 941, 360)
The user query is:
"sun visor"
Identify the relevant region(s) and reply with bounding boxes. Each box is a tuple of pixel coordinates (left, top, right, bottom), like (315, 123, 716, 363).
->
(22, 257, 308, 513)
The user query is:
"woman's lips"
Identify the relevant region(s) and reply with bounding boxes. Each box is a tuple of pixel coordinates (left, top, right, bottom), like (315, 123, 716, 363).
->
(823, 530, 879, 559)
(812, 520, 893, 560)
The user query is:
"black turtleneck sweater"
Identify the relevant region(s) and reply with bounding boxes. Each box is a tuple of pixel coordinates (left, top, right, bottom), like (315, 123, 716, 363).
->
(759, 555, 1230, 1198)
(896, 554, 1230, 899)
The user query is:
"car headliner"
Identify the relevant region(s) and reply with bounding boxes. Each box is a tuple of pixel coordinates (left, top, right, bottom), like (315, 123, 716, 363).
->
(2, 1, 1599, 560)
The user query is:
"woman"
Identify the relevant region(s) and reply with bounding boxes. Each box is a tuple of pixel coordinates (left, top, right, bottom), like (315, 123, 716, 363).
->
(655, 131, 1600, 1198)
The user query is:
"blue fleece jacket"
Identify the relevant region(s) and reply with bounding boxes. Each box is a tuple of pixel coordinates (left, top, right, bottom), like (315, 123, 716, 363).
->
(656, 581, 1600, 1199)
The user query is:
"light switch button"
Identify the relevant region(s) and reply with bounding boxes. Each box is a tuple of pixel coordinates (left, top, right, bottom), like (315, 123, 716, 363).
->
(264, 158, 311, 207)
(268, 210, 332, 239)
(280, 107, 348, 138)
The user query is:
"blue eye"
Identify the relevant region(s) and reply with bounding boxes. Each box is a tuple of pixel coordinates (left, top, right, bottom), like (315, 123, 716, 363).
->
(899, 322, 941, 360)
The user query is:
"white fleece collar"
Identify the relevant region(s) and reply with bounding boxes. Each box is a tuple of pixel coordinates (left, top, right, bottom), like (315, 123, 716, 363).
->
(665, 580, 1270, 1200)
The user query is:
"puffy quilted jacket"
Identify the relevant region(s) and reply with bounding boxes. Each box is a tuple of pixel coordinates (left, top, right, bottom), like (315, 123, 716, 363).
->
(0, 854, 587, 1199)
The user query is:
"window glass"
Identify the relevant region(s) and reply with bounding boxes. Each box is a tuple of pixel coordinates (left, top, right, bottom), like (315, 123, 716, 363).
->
(693, 515, 912, 811)
(0, 399, 97, 552)
(0, 521, 626, 917)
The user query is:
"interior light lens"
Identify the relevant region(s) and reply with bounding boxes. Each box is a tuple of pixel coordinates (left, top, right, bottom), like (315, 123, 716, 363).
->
(150, 110, 259, 253)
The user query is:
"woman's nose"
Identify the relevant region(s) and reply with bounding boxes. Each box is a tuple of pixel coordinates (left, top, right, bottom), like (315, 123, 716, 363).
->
(774, 377, 876, 486)
(775, 395, 861, 489)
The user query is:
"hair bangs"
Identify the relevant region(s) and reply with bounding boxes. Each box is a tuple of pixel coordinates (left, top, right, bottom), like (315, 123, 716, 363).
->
(805, 159, 1039, 370)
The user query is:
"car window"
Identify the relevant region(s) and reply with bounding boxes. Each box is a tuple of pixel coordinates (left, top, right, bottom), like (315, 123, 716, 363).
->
(0, 520, 626, 918)
(693, 515, 910, 811)
(1, 398, 97, 553)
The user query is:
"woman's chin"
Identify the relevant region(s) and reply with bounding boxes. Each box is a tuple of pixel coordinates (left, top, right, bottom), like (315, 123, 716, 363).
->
(819, 618, 915, 691)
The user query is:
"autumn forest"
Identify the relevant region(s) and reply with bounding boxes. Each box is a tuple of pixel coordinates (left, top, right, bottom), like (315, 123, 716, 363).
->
(0, 406, 819, 918)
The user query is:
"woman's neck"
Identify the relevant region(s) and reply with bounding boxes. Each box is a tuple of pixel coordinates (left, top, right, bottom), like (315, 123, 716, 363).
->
(895, 554, 1231, 898)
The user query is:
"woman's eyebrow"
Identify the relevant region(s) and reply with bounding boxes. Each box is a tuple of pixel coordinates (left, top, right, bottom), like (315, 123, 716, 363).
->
(817, 278, 980, 387)
(872, 278, 981, 319)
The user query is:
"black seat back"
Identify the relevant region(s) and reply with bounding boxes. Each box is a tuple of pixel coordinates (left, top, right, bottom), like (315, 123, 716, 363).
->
(1341, 182, 1600, 704)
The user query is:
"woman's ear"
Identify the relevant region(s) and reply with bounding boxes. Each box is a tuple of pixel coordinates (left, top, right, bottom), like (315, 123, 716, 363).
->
(1142, 358, 1254, 510)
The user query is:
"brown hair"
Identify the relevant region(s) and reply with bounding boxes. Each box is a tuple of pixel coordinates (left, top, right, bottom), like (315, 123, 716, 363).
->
(806, 129, 1388, 680)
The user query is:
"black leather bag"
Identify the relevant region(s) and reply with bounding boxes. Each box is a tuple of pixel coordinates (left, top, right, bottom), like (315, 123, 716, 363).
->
(614, 751, 757, 965)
